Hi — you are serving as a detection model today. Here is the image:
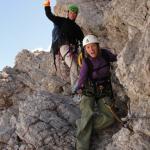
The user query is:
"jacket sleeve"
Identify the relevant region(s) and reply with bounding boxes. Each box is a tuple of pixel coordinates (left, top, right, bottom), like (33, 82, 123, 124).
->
(44, 6, 63, 26)
(104, 49, 117, 62)
(76, 60, 89, 90)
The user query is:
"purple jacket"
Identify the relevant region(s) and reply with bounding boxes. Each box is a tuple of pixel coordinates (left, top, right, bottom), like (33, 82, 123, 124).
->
(76, 49, 117, 90)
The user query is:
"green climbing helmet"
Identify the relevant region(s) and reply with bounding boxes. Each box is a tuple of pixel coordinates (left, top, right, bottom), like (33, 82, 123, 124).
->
(68, 4, 79, 13)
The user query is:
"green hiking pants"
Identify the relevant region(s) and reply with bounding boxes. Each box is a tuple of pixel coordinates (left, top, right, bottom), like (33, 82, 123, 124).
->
(76, 95, 114, 150)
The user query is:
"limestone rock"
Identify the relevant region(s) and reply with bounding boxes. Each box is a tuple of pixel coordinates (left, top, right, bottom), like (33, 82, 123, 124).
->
(0, 0, 150, 149)
(14, 49, 71, 94)
(16, 91, 80, 149)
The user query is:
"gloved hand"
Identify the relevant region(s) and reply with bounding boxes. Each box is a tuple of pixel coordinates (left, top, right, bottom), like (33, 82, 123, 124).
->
(43, 0, 50, 7)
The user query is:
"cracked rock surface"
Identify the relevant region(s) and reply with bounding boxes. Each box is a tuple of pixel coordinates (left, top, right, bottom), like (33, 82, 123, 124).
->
(0, 0, 150, 149)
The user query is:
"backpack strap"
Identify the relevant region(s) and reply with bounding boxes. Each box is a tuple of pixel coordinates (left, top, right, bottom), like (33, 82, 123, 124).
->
(84, 58, 97, 99)
(84, 58, 93, 79)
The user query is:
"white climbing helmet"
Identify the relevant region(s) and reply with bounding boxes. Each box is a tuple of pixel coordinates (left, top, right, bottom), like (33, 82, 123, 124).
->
(83, 35, 99, 47)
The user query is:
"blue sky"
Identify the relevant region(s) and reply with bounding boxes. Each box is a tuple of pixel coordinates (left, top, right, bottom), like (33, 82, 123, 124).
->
(0, 0, 56, 71)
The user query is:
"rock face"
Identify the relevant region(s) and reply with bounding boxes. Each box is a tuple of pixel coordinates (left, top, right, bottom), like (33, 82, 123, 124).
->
(0, 0, 150, 149)
(0, 50, 80, 149)
(56, 0, 150, 149)
(16, 91, 79, 150)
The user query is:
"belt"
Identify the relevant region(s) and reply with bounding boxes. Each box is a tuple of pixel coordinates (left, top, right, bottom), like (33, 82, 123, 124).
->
(97, 85, 105, 91)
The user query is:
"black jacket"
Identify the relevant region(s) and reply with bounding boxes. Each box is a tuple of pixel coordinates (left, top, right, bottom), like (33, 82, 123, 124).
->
(45, 6, 84, 52)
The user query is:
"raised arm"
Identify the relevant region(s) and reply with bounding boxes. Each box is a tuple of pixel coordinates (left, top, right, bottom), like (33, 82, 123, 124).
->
(43, 0, 63, 26)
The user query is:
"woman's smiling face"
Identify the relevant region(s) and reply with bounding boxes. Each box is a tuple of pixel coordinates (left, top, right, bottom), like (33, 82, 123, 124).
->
(85, 43, 99, 58)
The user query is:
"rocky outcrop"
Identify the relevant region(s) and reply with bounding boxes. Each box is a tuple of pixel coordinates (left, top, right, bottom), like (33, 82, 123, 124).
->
(0, 0, 150, 149)
(14, 50, 71, 94)
(56, 0, 150, 149)
(0, 50, 80, 149)
(16, 91, 79, 150)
